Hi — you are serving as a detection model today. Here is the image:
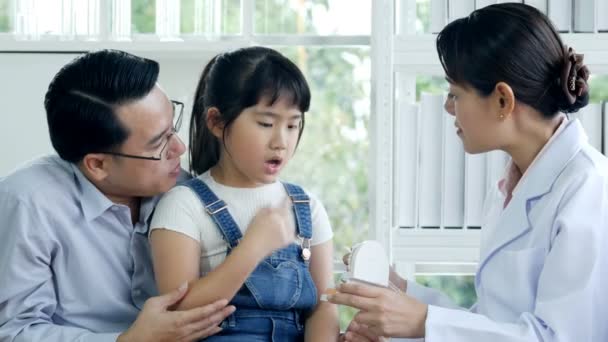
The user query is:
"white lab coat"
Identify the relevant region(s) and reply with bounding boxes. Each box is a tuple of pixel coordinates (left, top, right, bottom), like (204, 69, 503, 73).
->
(406, 119, 608, 341)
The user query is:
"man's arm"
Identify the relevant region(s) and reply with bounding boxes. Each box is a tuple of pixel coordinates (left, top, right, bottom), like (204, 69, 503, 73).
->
(0, 195, 120, 341)
(0, 194, 234, 342)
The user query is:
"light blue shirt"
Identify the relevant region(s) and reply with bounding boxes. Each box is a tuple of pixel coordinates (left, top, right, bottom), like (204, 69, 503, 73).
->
(0, 155, 159, 342)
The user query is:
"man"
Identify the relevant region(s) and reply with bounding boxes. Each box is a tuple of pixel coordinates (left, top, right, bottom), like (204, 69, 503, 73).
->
(0, 50, 234, 341)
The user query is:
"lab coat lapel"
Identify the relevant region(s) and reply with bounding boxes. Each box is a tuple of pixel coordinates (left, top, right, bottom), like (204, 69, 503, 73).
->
(477, 119, 586, 277)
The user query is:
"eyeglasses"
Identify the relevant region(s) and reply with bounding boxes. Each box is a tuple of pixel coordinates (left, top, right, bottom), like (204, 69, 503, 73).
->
(101, 100, 184, 161)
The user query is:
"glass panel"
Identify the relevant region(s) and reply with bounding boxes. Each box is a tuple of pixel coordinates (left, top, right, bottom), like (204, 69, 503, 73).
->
(111, 0, 131, 40)
(132, 0, 155, 33)
(180, 0, 241, 35)
(416, 75, 447, 100)
(279, 47, 371, 256)
(254, 0, 371, 35)
(416, 274, 477, 308)
(590, 75, 608, 103)
(416, 0, 431, 34)
(14, 0, 62, 38)
(0, 0, 11, 32)
(69, 0, 100, 38)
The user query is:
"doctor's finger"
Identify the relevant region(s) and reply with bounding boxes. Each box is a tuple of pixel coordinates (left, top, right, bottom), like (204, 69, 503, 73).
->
(348, 321, 382, 341)
(338, 282, 385, 298)
(328, 292, 376, 311)
(342, 253, 351, 266)
(343, 331, 380, 342)
(354, 310, 386, 329)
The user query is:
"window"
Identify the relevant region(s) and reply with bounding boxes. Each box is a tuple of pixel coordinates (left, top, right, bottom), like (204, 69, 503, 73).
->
(0, 0, 10, 32)
(2, 0, 371, 330)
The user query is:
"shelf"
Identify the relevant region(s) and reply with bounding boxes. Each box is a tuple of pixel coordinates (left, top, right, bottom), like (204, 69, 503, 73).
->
(0, 34, 371, 59)
(393, 33, 608, 75)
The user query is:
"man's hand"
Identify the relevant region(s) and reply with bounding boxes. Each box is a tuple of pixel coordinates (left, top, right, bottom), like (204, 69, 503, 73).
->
(118, 283, 235, 342)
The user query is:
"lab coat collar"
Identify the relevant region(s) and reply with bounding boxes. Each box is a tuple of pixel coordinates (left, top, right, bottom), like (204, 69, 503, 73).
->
(477, 119, 587, 275)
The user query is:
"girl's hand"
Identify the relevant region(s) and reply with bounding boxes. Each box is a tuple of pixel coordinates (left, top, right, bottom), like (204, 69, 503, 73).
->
(328, 282, 428, 338)
(241, 199, 295, 257)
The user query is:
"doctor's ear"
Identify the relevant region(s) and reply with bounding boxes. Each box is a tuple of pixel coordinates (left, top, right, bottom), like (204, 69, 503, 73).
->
(494, 82, 515, 119)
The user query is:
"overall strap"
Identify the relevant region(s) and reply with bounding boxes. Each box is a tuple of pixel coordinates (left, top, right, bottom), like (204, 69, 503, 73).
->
(282, 182, 312, 239)
(181, 178, 242, 248)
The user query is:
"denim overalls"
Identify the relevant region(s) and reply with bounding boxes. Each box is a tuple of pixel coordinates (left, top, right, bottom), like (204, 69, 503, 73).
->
(182, 178, 318, 342)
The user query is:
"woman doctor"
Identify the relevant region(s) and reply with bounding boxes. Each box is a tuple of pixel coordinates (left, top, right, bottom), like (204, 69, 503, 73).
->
(329, 3, 608, 341)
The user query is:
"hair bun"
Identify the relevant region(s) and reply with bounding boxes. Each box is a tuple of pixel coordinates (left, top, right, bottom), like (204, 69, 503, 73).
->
(557, 46, 590, 113)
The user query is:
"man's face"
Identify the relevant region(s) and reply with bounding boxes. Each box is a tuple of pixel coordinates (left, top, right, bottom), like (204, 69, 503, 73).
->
(102, 85, 186, 199)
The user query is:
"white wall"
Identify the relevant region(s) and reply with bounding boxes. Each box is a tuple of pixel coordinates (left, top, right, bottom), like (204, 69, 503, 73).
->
(0, 52, 215, 176)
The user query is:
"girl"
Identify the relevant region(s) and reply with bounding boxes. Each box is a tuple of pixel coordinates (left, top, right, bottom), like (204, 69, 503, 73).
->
(150, 47, 339, 341)
(330, 3, 608, 341)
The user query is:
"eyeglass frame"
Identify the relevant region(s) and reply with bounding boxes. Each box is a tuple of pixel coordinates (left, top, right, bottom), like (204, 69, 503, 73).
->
(99, 100, 184, 161)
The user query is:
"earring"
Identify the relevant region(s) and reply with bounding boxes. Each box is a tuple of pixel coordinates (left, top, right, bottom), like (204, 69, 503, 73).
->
(499, 114, 505, 119)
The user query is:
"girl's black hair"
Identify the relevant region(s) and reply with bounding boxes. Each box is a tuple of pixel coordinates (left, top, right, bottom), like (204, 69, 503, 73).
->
(189, 46, 310, 176)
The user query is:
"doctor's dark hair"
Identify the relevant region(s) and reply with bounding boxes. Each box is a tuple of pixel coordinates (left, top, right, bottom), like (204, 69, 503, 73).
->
(436, 3, 590, 118)
(189, 46, 310, 176)
(45, 49, 160, 163)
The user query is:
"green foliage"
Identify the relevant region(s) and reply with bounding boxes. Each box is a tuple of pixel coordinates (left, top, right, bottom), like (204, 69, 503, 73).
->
(416, 275, 477, 308)
(0, 0, 10, 32)
(416, 0, 430, 33)
(132, 0, 156, 33)
(180, 0, 240, 34)
(416, 75, 447, 100)
(590, 76, 608, 103)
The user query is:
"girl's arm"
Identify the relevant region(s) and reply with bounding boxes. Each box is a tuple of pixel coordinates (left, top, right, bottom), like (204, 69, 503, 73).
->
(304, 240, 340, 341)
(151, 201, 296, 311)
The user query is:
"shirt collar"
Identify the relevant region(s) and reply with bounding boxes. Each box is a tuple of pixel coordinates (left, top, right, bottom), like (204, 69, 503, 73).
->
(498, 114, 569, 199)
(70, 163, 160, 223)
(70, 163, 114, 222)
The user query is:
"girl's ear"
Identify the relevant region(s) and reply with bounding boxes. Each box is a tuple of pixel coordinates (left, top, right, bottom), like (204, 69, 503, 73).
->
(206, 107, 225, 139)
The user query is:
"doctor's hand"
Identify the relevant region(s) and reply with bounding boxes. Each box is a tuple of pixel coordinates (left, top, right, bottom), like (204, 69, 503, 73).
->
(339, 320, 385, 342)
(328, 282, 428, 338)
(241, 198, 296, 258)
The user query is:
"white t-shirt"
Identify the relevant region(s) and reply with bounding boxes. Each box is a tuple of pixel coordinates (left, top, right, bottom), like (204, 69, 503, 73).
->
(150, 171, 333, 276)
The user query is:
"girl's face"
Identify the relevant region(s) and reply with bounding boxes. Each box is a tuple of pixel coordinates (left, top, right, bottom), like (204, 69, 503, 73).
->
(444, 82, 503, 154)
(215, 96, 303, 188)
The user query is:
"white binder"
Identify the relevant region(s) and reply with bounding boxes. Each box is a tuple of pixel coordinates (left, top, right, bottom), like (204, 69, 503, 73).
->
(464, 153, 487, 228)
(418, 93, 444, 228)
(395, 101, 419, 228)
(573, 0, 596, 32)
(476, 0, 497, 8)
(442, 109, 465, 228)
(548, 0, 572, 32)
(597, 0, 608, 31)
(576, 103, 603, 151)
(449, 0, 476, 22)
(603, 102, 608, 155)
(524, 0, 548, 14)
(431, 0, 449, 33)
